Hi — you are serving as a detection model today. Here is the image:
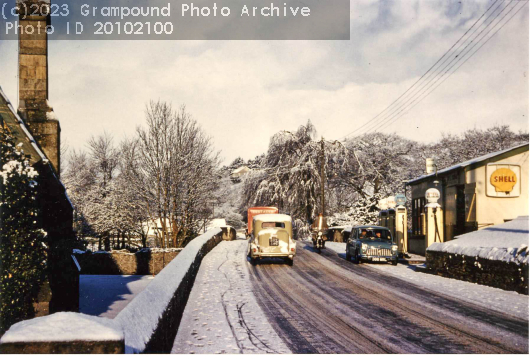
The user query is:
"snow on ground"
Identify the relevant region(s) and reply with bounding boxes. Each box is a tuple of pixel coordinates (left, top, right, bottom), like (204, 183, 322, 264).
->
(325, 241, 529, 320)
(116, 228, 223, 354)
(172, 240, 291, 354)
(0, 312, 123, 343)
(79, 275, 154, 319)
(428, 216, 529, 264)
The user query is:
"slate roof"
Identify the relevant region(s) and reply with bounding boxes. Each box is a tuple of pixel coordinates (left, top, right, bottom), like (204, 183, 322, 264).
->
(0, 85, 47, 166)
(407, 143, 529, 185)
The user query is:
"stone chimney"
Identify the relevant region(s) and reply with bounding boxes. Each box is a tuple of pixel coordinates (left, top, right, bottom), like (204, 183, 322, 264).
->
(17, 0, 60, 176)
(426, 158, 436, 175)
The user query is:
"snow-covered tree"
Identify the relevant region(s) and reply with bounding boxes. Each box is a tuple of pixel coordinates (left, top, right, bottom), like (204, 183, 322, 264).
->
(241, 121, 347, 234)
(223, 212, 245, 229)
(131, 101, 220, 248)
(0, 133, 46, 334)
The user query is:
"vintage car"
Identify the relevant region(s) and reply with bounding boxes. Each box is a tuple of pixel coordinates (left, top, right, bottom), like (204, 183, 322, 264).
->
(248, 214, 296, 265)
(345, 225, 398, 265)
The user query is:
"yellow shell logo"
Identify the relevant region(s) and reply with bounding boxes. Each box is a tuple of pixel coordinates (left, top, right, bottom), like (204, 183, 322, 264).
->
(490, 168, 517, 193)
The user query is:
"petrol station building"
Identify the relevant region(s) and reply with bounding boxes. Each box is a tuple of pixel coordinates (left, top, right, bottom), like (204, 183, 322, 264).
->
(405, 143, 529, 255)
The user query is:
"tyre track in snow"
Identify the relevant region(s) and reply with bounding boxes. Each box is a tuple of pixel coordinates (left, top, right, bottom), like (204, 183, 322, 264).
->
(248, 243, 528, 354)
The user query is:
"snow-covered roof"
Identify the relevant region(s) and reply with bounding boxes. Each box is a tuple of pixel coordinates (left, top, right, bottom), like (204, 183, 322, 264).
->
(407, 143, 529, 185)
(253, 214, 292, 222)
(329, 226, 347, 230)
(0, 85, 48, 164)
(427, 216, 529, 264)
(206, 218, 227, 230)
(0, 86, 74, 209)
(231, 166, 250, 175)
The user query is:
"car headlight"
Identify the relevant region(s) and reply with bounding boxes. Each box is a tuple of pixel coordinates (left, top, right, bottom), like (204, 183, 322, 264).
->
(392, 245, 398, 252)
(362, 243, 368, 250)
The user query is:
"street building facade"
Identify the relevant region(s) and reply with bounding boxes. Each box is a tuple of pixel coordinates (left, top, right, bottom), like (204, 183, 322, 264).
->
(406, 143, 529, 254)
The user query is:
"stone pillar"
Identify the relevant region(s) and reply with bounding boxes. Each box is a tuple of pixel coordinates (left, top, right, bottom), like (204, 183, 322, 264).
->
(17, 0, 60, 176)
(424, 203, 444, 251)
(395, 205, 408, 255)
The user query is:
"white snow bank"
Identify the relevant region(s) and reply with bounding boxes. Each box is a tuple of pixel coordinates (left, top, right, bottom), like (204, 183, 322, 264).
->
(0, 312, 123, 344)
(115, 228, 222, 354)
(172, 241, 291, 354)
(324, 242, 528, 320)
(428, 216, 529, 264)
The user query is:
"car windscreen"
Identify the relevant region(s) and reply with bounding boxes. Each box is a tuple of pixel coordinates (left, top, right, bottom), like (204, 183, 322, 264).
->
(262, 222, 286, 229)
(358, 229, 392, 242)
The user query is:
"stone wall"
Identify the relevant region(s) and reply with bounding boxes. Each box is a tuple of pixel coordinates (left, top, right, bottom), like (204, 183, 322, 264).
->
(74, 227, 235, 276)
(426, 250, 529, 294)
(74, 251, 180, 276)
(0, 229, 224, 354)
(115, 228, 224, 353)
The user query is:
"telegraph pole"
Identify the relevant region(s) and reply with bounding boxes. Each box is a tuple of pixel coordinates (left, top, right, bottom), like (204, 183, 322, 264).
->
(320, 136, 325, 216)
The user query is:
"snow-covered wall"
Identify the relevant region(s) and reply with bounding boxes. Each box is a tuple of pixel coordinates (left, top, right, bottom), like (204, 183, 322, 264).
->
(0, 313, 124, 354)
(426, 217, 529, 294)
(115, 228, 224, 353)
(427, 217, 528, 265)
(0, 229, 224, 354)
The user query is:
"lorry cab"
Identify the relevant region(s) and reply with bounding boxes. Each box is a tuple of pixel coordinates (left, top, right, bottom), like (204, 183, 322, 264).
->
(248, 214, 296, 266)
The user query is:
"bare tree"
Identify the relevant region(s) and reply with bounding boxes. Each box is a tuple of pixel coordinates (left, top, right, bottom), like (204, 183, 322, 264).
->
(133, 101, 220, 248)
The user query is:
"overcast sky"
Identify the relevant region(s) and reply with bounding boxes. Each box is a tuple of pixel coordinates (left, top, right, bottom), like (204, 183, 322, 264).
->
(0, 0, 528, 164)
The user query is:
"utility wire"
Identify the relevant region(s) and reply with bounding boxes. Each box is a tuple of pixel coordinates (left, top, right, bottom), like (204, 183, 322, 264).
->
(342, 0, 526, 140)
(363, 0, 527, 135)
(341, 0, 502, 139)
(361, 0, 517, 134)
(358, 0, 511, 135)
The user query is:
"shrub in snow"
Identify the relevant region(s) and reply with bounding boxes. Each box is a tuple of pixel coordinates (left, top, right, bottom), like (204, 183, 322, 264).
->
(0, 133, 47, 334)
(223, 212, 245, 229)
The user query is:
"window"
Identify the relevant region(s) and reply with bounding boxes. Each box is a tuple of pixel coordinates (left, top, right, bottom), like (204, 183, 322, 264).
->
(262, 222, 285, 229)
(412, 197, 426, 236)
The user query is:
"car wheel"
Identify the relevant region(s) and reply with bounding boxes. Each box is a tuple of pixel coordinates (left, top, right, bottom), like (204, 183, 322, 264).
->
(316, 247, 321, 254)
(250, 257, 258, 266)
(345, 247, 351, 261)
(352, 250, 359, 264)
(391, 259, 398, 266)
(286, 258, 294, 266)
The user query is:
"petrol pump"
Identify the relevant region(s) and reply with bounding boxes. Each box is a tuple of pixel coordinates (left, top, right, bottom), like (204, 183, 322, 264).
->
(394, 194, 408, 256)
(424, 188, 444, 250)
(380, 195, 408, 257)
(386, 196, 397, 239)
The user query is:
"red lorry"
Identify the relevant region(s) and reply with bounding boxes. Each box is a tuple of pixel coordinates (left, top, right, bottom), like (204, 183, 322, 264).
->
(247, 207, 279, 236)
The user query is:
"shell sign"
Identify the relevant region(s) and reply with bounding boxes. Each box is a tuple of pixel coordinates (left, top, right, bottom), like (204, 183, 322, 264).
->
(486, 164, 521, 198)
(490, 168, 517, 193)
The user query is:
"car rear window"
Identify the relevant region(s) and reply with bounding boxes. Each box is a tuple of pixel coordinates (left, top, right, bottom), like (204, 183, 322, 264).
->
(262, 222, 285, 229)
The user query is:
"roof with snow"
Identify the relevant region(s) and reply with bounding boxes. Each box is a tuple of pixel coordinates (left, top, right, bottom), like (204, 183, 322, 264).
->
(231, 166, 251, 175)
(0, 85, 48, 166)
(253, 214, 292, 222)
(407, 143, 529, 185)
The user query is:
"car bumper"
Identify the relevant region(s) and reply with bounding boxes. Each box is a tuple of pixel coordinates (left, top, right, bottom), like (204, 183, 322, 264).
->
(360, 255, 397, 262)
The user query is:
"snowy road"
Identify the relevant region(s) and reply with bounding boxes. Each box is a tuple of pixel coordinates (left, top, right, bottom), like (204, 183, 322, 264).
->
(171, 240, 291, 354)
(249, 243, 529, 354)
